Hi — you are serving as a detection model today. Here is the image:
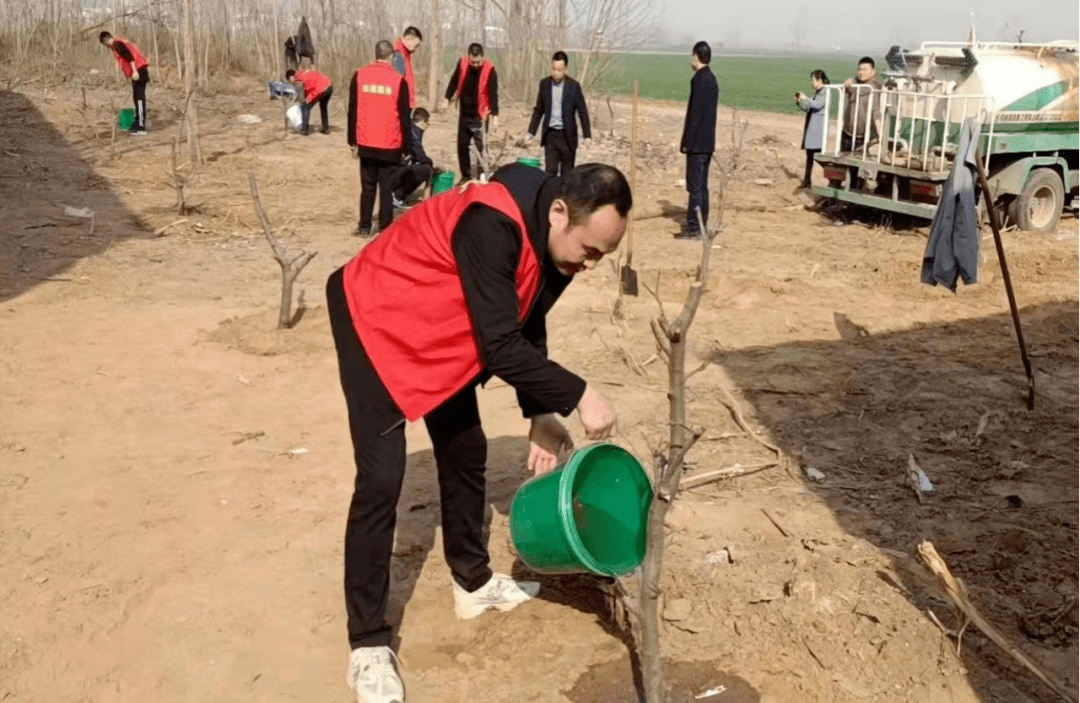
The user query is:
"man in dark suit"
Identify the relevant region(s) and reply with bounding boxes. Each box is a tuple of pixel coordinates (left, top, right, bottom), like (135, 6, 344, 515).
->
(526, 51, 591, 176)
(679, 41, 718, 240)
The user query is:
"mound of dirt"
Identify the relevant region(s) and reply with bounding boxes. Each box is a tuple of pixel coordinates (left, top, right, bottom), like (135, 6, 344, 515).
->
(204, 307, 329, 356)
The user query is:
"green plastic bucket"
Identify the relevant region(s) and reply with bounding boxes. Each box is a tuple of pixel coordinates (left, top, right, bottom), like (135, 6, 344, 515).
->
(510, 443, 653, 576)
(431, 172, 455, 195)
(517, 156, 541, 169)
(118, 107, 135, 131)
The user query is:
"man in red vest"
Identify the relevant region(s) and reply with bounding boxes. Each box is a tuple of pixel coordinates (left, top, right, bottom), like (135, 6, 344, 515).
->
(329, 161, 629, 703)
(99, 32, 150, 135)
(286, 68, 333, 135)
(391, 26, 422, 111)
(444, 43, 499, 182)
(348, 40, 412, 237)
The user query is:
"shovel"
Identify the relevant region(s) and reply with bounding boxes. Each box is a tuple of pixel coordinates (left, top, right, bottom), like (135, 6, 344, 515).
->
(620, 80, 639, 296)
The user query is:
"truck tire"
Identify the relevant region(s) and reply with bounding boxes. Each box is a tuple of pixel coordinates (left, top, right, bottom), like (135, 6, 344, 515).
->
(1009, 168, 1064, 233)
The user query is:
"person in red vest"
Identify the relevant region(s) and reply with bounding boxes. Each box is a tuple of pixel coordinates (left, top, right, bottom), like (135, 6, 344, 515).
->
(444, 43, 499, 182)
(286, 67, 333, 135)
(347, 40, 412, 237)
(99, 32, 150, 135)
(391, 26, 422, 111)
(328, 161, 629, 703)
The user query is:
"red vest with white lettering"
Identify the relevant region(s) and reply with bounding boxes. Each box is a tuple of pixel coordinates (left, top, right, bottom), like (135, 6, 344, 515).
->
(111, 38, 148, 78)
(393, 39, 417, 110)
(455, 58, 494, 120)
(342, 182, 540, 421)
(354, 62, 403, 150)
(295, 69, 332, 104)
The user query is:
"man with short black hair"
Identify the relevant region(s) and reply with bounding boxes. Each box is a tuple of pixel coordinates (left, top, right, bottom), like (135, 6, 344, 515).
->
(526, 51, 592, 176)
(330, 161, 629, 703)
(99, 31, 150, 135)
(390, 106, 437, 208)
(348, 40, 412, 237)
(841, 56, 882, 152)
(392, 26, 423, 110)
(678, 40, 718, 239)
(444, 43, 500, 181)
(286, 67, 333, 135)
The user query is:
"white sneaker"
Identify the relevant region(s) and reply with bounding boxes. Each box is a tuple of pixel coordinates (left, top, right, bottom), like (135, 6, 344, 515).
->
(347, 646, 404, 703)
(453, 572, 540, 620)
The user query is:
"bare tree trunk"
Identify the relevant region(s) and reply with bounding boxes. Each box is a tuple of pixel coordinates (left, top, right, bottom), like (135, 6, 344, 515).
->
(479, 0, 486, 46)
(558, 0, 566, 47)
(427, 0, 441, 110)
(249, 173, 318, 330)
(182, 0, 201, 164)
(638, 165, 725, 703)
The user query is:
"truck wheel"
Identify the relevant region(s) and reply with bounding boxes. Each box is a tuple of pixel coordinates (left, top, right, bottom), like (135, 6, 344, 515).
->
(1010, 169, 1064, 233)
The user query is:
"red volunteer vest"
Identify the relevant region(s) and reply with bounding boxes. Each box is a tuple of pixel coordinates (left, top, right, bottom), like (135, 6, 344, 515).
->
(456, 58, 494, 120)
(342, 182, 540, 421)
(296, 69, 332, 104)
(354, 62, 404, 150)
(111, 38, 148, 78)
(393, 39, 417, 110)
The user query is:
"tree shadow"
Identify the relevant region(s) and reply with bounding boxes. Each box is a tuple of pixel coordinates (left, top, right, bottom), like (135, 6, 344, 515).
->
(0, 89, 150, 303)
(653, 199, 688, 227)
(711, 300, 1079, 702)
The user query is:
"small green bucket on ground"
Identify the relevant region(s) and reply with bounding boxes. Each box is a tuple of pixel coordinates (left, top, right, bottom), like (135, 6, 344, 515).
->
(516, 156, 542, 169)
(510, 443, 653, 576)
(118, 107, 135, 131)
(431, 171, 455, 195)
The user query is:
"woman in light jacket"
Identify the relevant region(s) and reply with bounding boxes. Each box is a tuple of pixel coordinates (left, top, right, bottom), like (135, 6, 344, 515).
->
(794, 69, 829, 189)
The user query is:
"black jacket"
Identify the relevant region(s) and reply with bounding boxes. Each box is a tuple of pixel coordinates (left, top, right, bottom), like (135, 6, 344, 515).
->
(680, 66, 718, 154)
(451, 164, 586, 417)
(407, 124, 432, 166)
(347, 69, 412, 161)
(527, 76, 591, 149)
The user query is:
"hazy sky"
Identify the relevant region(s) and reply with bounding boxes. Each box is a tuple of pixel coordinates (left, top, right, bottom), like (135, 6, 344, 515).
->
(662, 0, 1080, 53)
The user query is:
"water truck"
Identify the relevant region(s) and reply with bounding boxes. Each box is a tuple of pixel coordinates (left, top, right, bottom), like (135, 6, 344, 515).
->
(812, 40, 1078, 232)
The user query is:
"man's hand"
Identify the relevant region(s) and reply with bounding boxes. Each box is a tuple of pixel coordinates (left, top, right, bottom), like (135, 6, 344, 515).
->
(524, 132, 534, 142)
(577, 385, 616, 440)
(843, 78, 853, 89)
(350, 145, 358, 159)
(528, 414, 574, 475)
(489, 114, 499, 132)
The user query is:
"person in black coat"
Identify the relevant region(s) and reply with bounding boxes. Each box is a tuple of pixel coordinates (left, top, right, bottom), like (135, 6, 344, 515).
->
(390, 107, 438, 207)
(526, 51, 592, 176)
(678, 41, 718, 239)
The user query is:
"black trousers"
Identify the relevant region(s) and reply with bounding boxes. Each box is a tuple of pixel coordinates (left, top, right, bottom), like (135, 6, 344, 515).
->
(131, 67, 149, 131)
(457, 117, 485, 180)
(802, 149, 820, 187)
(301, 85, 333, 133)
(359, 157, 398, 231)
(686, 152, 711, 233)
(543, 129, 576, 176)
(391, 163, 433, 200)
(327, 268, 494, 649)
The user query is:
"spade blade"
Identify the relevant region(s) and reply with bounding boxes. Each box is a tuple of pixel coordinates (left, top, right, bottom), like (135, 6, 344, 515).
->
(620, 264, 638, 296)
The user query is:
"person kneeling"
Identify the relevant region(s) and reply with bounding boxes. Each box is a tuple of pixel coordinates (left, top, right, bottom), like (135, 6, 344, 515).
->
(391, 107, 437, 208)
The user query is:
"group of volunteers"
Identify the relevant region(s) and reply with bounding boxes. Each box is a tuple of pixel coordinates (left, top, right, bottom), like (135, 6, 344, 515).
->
(96, 27, 883, 703)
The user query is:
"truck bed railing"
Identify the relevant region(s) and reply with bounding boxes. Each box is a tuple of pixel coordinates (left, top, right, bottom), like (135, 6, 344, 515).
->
(918, 40, 1078, 54)
(818, 85, 997, 174)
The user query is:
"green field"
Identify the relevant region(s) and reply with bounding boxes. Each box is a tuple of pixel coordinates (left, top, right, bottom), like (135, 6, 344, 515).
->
(592, 53, 865, 114)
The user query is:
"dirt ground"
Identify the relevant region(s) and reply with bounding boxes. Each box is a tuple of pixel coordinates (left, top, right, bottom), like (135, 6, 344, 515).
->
(1, 75, 1077, 703)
